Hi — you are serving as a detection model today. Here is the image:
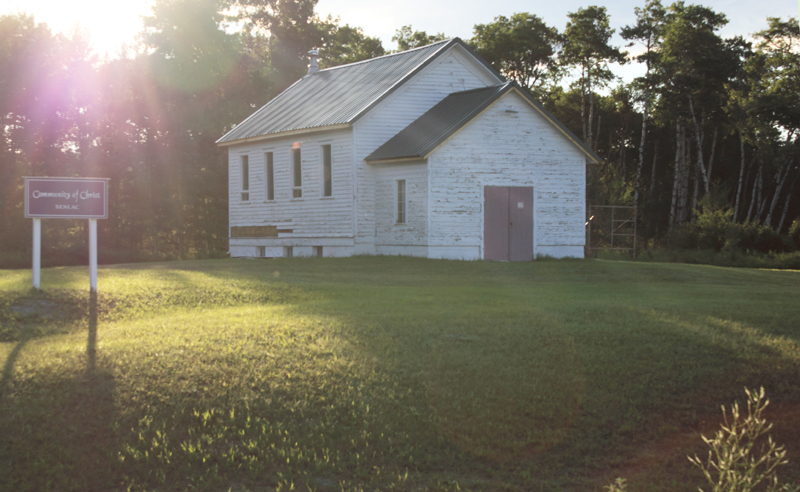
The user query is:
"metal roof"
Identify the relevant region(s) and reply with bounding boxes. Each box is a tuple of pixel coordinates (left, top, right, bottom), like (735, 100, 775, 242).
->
(217, 38, 501, 145)
(365, 81, 601, 164)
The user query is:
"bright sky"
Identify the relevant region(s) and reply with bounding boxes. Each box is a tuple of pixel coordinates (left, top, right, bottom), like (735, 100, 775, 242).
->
(2, 0, 798, 76)
(1, 0, 153, 58)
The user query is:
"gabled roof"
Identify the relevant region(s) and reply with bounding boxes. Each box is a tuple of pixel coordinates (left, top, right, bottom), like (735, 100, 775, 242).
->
(365, 81, 601, 164)
(216, 38, 502, 146)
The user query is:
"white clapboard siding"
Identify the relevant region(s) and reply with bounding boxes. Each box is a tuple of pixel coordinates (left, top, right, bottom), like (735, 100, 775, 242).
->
(352, 46, 501, 248)
(428, 91, 586, 258)
(228, 129, 354, 247)
(374, 161, 428, 249)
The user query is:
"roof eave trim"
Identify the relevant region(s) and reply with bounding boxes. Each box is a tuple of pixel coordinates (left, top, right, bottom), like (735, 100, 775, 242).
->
(365, 156, 426, 165)
(216, 77, 307, 145)
(216, 123, 352, 147)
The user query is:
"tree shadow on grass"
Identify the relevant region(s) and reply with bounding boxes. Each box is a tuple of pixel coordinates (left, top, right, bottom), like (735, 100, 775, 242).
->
(0, 291, 121, 491)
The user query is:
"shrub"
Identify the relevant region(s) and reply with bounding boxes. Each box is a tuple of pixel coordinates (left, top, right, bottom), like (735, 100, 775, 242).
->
(789, 219, 800, 250)
(688, 387, 798, 492)
(669, 209, 792, 254)
(605, 388, 797, 492)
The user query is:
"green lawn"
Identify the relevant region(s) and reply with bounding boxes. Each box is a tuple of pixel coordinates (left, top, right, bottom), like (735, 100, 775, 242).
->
(1, 257, 799, 491)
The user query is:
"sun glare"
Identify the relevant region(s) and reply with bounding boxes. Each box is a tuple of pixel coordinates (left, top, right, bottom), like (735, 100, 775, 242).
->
(3, 0, 154, 56)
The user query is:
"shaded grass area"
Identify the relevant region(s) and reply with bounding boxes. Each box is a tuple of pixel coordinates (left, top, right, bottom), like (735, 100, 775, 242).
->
(1, 257, 800, 491)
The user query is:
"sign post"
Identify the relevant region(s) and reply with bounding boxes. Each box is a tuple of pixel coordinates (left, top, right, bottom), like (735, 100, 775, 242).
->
(24, 177, 109, 292)
(32, 218, 41, 290)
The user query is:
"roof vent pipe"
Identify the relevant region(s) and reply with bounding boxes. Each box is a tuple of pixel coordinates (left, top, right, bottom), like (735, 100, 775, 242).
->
(308, 49, 319, 74)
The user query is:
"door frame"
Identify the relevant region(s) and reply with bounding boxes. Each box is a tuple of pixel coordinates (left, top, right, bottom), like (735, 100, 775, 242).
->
(482, 184, 535, 261)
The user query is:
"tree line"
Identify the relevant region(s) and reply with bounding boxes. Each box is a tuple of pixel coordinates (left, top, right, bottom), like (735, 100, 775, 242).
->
(1, 0, 798, 267)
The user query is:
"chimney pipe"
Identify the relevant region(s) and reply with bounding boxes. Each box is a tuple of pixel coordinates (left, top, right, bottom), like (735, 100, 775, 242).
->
(308, 49, 319, 74)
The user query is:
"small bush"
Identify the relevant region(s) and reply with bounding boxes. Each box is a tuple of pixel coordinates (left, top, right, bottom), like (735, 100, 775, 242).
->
(788, 219, 800, 250)
(606, 388, 798, 492)
(689, 387, 798, 492)
(670, 209, 792, 254)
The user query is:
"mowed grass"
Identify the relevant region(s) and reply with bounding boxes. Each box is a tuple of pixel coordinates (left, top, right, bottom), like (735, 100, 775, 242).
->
(1, 257, 800, 492)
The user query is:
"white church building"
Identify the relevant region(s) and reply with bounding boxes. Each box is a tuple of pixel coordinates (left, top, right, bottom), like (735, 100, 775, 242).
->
(217, 38, 599, 261)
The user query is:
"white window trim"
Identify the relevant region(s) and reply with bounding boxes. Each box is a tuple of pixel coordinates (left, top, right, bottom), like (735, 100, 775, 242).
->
(291, 147, 303, 199)
(396, 179, 406, 225)
(240, 155, 250, 202)
(320, 143, 333, 198)
(264, 150, 275, 202)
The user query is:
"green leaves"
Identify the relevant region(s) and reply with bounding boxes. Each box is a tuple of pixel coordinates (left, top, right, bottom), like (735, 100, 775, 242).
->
(391, 26, 446, 52)
(689, 387, 799, 492)
(470, 13, 561, 95)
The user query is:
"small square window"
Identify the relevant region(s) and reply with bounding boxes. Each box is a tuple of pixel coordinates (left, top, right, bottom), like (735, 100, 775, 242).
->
(313, 246, 323, 257)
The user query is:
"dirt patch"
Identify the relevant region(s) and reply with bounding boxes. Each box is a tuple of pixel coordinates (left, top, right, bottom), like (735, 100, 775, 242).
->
(0, 294, 85, 341)
(10, 298, 67, 321)
(597, 402, 800, 490)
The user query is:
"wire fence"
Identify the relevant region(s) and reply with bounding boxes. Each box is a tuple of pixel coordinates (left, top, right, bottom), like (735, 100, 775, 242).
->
(586, 204, 637, 258)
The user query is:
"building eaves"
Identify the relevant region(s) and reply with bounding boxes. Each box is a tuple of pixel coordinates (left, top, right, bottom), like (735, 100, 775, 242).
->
(365, 83, 512, 162)
(365, 81, 601, 164)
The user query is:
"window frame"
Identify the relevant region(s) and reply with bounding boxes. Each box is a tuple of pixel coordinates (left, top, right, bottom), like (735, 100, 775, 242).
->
(321, 144, 332, 198)
(292, 148, 302, 199)
(396, 179, 406, 224)
(264, 151, 274, 201)
(240, 155, 250, 202)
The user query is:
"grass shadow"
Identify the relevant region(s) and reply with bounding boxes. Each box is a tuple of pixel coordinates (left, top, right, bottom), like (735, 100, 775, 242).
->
(0, 290, 120, 491)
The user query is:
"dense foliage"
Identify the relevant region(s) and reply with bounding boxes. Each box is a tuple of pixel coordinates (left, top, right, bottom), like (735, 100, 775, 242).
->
(1, 0, 798, 266)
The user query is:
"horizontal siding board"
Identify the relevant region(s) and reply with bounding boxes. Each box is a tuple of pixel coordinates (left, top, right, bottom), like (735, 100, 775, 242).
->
(228, 129, 355, 239)
(353, 47, 502, 244)
(374, 162, 428, 246)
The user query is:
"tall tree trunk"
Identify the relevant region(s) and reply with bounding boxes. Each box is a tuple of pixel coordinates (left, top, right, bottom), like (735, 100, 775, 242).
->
(746, 164, 760, 222)
(777, 170, 799, 232)
(688, 95, 710, 194)
(706, 127, 718, 184)
(765, 160, 793, 227)
(679, 130, 691, 224)
(580, 65, 587, 143)
(620, 117, 629, 178)
(634, 88, 650, 207)
(691, 159, 700, 222)
(650, 141, 658, 196)
(670, 122, 681, 225)
(733, 129, 746, 221)
(755, 167, 766, 220)
(587, 68, 594, 150)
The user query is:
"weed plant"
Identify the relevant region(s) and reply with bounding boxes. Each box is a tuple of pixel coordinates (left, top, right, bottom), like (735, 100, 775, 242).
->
(689, 388, 798, 492)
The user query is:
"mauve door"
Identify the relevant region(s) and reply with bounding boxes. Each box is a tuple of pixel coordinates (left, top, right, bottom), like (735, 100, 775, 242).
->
(508, 187, 533, 261)
(484, 186, 509, 260)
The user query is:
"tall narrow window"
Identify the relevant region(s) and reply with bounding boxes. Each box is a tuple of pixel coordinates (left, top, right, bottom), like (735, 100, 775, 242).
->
(265, 152, 274, 201)
(241, 155, 249, 201)
(322, 144, 332, 197)
(292, 148, 302, 198)
(396, 179, 406, 224)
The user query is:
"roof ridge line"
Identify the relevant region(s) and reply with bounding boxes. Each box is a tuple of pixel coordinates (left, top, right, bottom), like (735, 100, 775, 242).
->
(310, 37, 456, 74)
